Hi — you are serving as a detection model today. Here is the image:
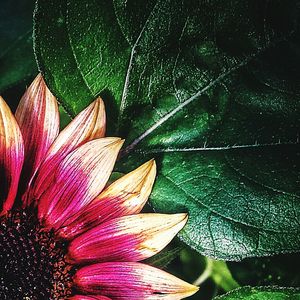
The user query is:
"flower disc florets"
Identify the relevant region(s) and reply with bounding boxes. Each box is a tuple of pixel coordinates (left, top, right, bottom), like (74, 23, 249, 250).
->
(0, 208, 73, 299)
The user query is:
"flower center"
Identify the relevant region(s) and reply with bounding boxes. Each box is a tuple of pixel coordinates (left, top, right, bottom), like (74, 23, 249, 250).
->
(0, 209, 74, 299)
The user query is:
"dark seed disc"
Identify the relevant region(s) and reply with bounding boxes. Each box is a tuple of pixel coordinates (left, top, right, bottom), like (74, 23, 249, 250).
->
(0, 209, 74, 299)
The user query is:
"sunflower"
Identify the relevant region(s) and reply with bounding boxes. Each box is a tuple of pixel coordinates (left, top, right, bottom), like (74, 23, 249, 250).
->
(0, 75, 198, 299)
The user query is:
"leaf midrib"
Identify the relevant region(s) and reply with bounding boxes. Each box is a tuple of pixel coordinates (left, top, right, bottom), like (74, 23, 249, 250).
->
(131, 141, 299, 154)
(122, 34, 297, 154)
(53, 1, 298, 157)
(122, 53, 257, 155)
(115, 0, 161, 123)
(66, 0, 95, 99)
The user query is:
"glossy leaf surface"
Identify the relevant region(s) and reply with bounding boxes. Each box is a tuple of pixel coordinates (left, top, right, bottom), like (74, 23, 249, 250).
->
(34, 0, 300, 259)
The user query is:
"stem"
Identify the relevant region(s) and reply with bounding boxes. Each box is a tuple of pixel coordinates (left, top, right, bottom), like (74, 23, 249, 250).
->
(192, 258, 240, 292)
(193, 258, 213, 286)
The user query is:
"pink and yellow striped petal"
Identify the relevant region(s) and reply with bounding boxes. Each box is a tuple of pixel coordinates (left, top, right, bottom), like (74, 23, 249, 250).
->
(29, 97, 105, 202)
(74, 262, 199, 299)
(37, 138, 123, 229)
(15, 74, 59, 199)
(68, 213, 187, 264)
(59, 159, 156, 239)
(69, 296, 112, 300)
(45, 97, 105, 158)
(0, 96, 24, 214)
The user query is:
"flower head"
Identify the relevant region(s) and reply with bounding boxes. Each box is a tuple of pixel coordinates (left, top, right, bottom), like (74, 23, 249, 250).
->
(0, 75, 198, 299)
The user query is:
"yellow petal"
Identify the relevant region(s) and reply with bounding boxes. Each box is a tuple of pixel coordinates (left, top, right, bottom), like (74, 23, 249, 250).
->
(46, 97, 105, 160)
(57, 159, 156, 239)
(97, 159, 156, 212)
(74, 261, 199, 299)
(68, 213, 188, 264)
(28, 97, 106, 204)
(37, 138, 124, 229)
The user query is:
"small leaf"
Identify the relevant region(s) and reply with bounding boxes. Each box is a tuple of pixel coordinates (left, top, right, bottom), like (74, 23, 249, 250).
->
(210, 260, 239, 292)
(214, 286, 300, 299)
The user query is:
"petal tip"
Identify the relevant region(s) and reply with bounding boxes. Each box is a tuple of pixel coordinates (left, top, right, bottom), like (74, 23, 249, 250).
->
(177, 212, 189, 225)
(0, 96, 8, 108)
(108, 137, 125, 150)
(135, 158, 156, 183)
(28, 73, 48, 94)
(94, 96, 104, 106)
(166, 213, 189, 231)
(93, 97, 106, 117)
(184, 283, 200, 297)
(146, 158, 156, 172)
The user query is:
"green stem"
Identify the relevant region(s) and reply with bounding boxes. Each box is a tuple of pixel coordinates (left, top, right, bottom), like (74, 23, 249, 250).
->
(193, 258, 213, 286)
(193, 258, 240, 292)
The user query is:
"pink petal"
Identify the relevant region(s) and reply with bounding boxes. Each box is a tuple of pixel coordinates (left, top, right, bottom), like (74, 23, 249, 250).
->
(15, 74, 59, 200)
(47, 97, 106, 154)
(74, 262, 199, 299)
(68, 296, 111, 300)
(37, 137, 123, 229)
(28, 97, 105, 204)
(59, 160, 156, 239)
(0, 96, 24, 214)
(68, 213, 187, 264)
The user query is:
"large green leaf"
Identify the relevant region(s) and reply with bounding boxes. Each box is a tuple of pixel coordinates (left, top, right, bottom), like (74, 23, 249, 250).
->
(34, 0, 300, 259)
(0, 0, 36, 92)
(120, 146, 300, 260)
(214, 286, 300, 300)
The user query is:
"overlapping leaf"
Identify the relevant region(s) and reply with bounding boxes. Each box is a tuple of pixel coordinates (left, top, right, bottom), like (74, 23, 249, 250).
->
(34, 0, 300, 259)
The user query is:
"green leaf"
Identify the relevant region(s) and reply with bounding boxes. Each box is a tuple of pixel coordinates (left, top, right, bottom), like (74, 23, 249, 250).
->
(119, 146, 300, 260)
(34, 0, 300, 259)
(214, 286, 300, 300)
(34, 0, 299, 145)
(58, 105, 72, 129)
(0, 0, 37, 92)
(210, 260, 239, 292)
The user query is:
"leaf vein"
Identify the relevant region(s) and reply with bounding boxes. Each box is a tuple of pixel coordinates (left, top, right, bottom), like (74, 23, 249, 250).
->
(162, 174, 298, 234)
(65, 0, 95, 98)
